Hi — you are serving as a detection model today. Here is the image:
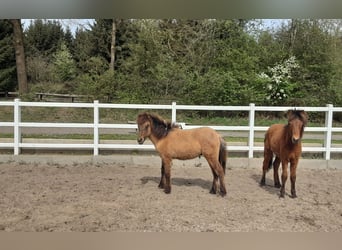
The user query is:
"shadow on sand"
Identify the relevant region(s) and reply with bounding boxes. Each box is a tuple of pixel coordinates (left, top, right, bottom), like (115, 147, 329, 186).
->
(250, 173, 284, 197)
(141, 176, 211, 191)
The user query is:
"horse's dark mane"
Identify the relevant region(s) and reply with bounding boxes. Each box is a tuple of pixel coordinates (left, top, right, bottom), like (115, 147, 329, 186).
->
(138, 112, 180, 139)
(288, 110, 308, 127)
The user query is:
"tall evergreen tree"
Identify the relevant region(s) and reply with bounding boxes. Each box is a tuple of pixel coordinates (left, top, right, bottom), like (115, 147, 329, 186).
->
(72, 27, 93, 72)
(0, 20, 16, 92)
(89, 19, 112, 63)
(25, 19, 65, 58)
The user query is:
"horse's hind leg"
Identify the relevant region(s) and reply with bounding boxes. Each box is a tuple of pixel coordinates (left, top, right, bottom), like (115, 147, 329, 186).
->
(207, 158, 226, 196)
(273, 156, 281, 188)
(209, 168, 219, 194)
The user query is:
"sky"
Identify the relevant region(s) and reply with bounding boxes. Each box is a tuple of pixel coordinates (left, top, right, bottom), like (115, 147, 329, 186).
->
(21, 19, 286, 36)
(22, 19, 95, 35)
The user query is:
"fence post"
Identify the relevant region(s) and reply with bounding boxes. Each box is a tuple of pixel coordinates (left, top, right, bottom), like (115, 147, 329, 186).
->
(14, 98, 21, 155)
(248, 103, 255, 159)
(93, 100, 99, 156)
(324, 104, 333, 160)
(171, 102, 177, 123)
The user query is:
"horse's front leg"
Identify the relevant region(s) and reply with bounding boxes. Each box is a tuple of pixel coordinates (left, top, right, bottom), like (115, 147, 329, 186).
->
(280, 159, 289, 198)
(158, 162, 165, 189)
(290, 158, 299, 198)
(162, 158, 172, 194)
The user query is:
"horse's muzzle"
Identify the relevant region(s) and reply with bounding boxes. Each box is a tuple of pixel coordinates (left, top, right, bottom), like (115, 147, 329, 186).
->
(292, 137, 300, 144)
(137, 138, 145, 144)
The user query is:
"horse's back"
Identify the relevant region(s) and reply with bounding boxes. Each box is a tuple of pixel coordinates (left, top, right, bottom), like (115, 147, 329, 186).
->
(266, 124, 285, 138)
(161, 127, 221, 159)
(264, 124, 285, 153)
(171, 127, 221, 143)
(193, 127, 222, 143)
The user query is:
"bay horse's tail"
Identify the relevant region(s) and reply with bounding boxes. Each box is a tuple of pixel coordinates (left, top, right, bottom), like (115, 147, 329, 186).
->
(219, 137, 227, 174)
(264, 135, 273, 172)
(266, 157, 273, 172)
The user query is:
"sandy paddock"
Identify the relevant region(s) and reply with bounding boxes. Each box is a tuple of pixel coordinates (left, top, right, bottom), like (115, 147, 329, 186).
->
(0, 158, 341, 232)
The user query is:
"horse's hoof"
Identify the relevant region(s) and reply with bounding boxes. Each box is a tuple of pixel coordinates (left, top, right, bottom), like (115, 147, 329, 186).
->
(164, 188, 171, 194)
(209, 188, 216, 194)
(260, 179, 266, 186)
(158, 184, 164, 189)
(279, 187, 286, 198)
(275, 183, 281, 188)
(220, 191, 227, 197)
(291, 192, 297, 198)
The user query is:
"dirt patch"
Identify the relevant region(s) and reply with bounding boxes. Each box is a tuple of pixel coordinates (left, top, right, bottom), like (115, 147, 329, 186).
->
(0, 161, 341, 232)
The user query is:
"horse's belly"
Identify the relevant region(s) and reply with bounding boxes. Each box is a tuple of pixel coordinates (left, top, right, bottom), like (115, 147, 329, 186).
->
(158, 141, 201, 160)
(170, 147, 201, 160)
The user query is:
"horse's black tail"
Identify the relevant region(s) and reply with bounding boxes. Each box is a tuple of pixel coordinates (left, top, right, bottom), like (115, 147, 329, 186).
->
(219, 137, 227, 174)
(267, 157, 273, 172)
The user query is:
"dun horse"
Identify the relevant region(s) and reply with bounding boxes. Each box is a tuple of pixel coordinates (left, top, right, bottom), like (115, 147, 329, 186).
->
(136, 112, 227, 196)
(260, 110, 308, 198)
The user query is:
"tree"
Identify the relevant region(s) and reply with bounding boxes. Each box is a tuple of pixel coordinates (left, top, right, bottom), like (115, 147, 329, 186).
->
(89, 19, 112, 63)
(273, 19, 337, 105)
(89, 19, 134, 71)
(257, 56, 300, 105)
(25, 19, 65, 58)
(72, 28, 92, 71)
(52, 42, 76, 82)
(0, 20, 17, 92)
(109, 19, 117, 71)
(10, 19, 28, 94)
(24, 19, 73, 86)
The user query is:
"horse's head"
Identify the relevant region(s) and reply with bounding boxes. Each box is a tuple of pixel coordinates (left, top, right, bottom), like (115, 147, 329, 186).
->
(286, 110, 308, 144)
(136, 112, 176, 144)
(136, 113, 153, 144)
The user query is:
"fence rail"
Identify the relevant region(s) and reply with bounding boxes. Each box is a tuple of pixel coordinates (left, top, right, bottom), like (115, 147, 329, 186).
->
(1, 99, 342, 160)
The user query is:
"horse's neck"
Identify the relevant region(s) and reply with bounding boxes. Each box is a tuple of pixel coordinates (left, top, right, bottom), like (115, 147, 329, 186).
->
(148, 133, 161, 147)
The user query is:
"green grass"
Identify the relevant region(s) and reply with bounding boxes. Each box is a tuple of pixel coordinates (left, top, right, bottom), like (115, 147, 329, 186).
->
(2, 105, 337, 126)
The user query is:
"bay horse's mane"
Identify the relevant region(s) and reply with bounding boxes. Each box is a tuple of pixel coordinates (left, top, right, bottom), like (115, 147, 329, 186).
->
(287, 109, 308, 126)
(137, 112, 180, 139)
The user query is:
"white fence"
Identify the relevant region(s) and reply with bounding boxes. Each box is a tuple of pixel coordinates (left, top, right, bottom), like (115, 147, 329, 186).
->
(1, 99, 342, 160)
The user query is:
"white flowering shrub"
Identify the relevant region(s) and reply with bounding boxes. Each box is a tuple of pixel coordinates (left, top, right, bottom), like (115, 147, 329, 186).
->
(258, 56, 300, 105)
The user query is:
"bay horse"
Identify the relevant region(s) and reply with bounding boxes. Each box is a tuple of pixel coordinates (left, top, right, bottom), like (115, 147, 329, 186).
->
(136, 112, 227, 196)
(260, 110, 308, 198)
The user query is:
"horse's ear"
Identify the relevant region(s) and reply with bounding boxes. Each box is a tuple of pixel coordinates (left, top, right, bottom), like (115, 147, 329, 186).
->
(285, 110, 293, 119)
(299, 110, 309, 125)
(137, 112, 150, 123)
